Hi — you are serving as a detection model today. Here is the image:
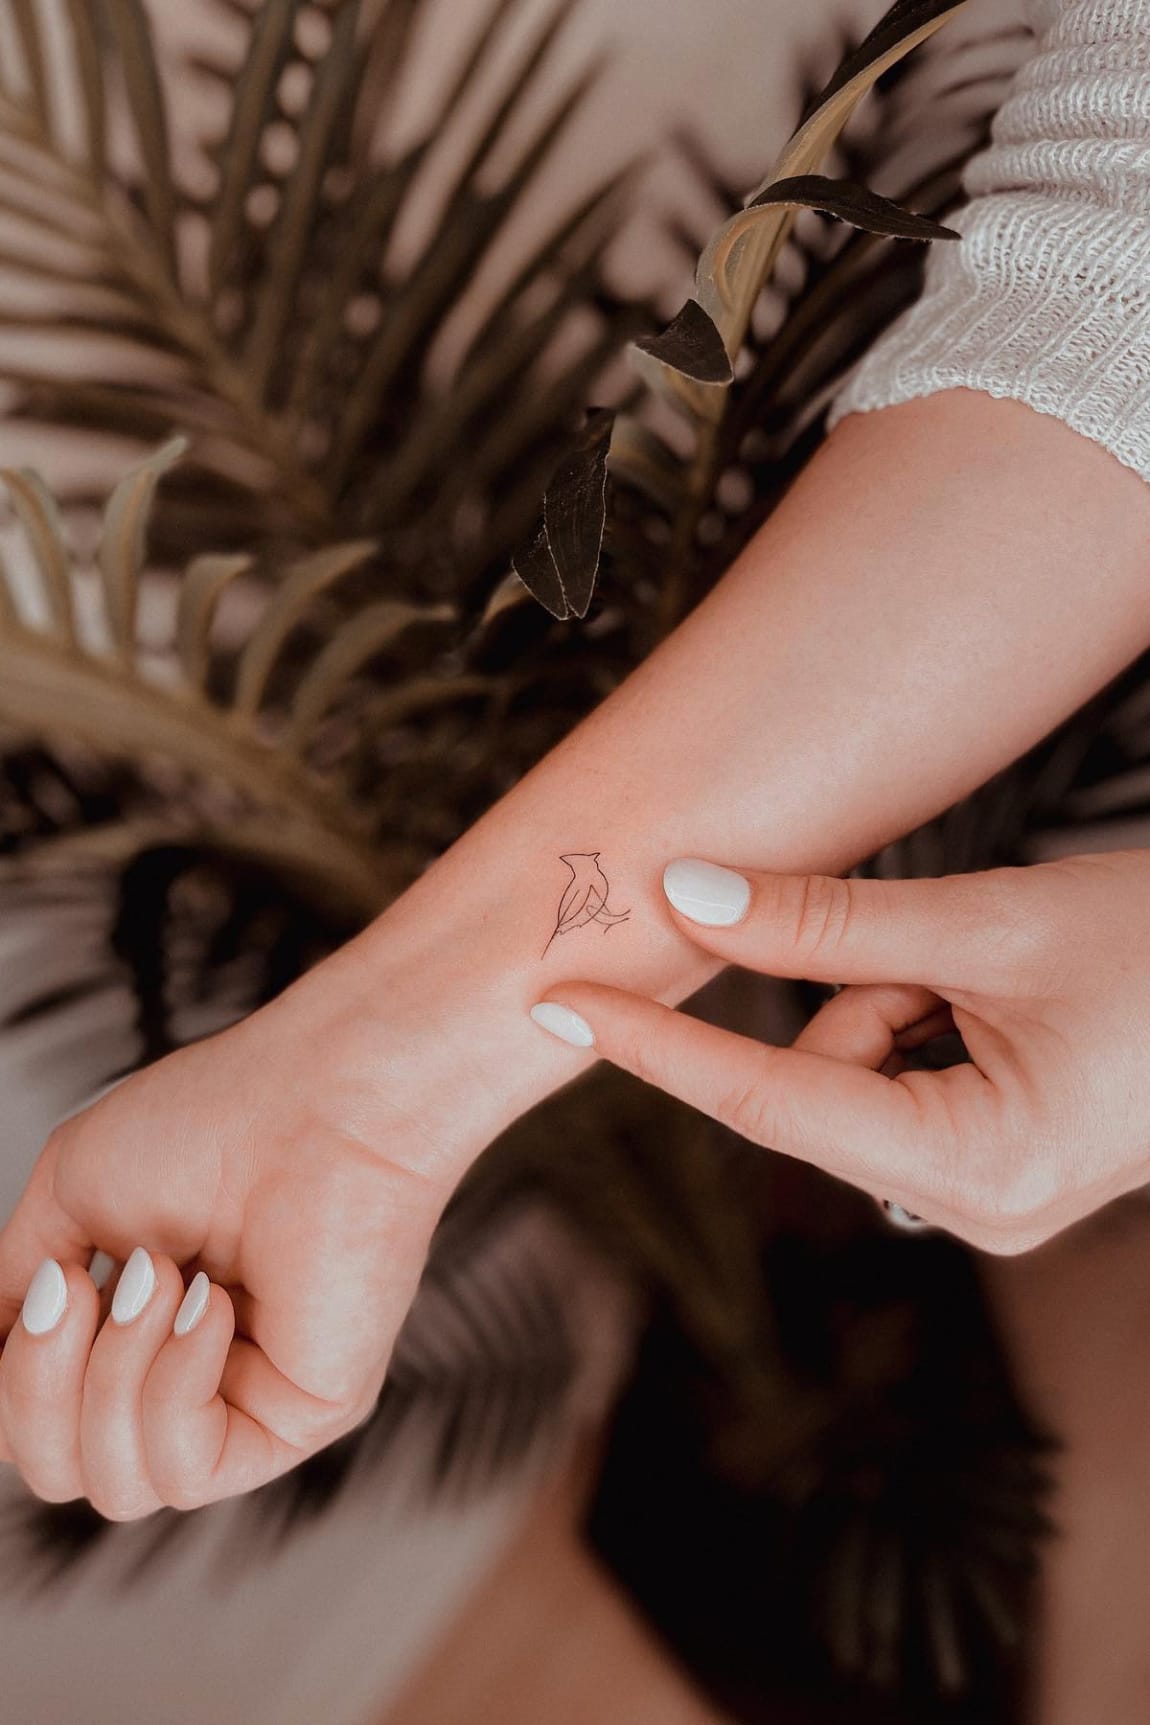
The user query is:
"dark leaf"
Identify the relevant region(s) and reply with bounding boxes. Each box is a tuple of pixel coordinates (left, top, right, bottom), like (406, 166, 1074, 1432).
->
(749, 173, 960, 241)
(632, 297, 733, 386)
(802, 0, 971, 123)
(512, 409, 613, 620)
(510, 519, 565, 620)
(542, 408, 615, 619)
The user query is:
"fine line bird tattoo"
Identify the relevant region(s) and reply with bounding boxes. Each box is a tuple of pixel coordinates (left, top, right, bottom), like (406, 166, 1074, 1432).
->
(541, 852, 631, 959)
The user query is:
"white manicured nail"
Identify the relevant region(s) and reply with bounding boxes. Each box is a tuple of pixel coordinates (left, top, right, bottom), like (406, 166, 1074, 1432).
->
(173, 1271, 210, 1338)
(529, 1001, 595, 1048)
(22, 1258, 68, 1336)
(88, 1249, 116, 1291)
(663, 857, 751, 926)
(111, 1246, 156, 1325)
(882, 1201, 932, 1233)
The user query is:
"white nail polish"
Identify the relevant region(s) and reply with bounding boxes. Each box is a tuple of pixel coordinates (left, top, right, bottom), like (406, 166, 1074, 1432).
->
(111, 1246, 156, 1325)
(173, 1271, 210, 1338)
(22, 1258, 68, 1336)
(88, 1249, 116, 1291)
(663, 857, 751, 926)
(881, 1200, 933, 1234)
(529, 1001, 595, 1048)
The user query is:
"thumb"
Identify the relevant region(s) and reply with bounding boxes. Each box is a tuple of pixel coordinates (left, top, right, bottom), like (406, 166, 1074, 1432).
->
(660, 858, 1028, 991)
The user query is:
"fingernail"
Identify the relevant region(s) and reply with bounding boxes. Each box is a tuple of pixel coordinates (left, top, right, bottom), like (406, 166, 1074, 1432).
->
(529, 1001, 595, 1048)
(22, 1258, 68, 1335)
(111, 1246, 156, 1325)
(881, 1201, 932, 1234)
(173, 1271, 210, 1338)
(663, 857, 751, 926)
(88, 1249, 116, 1291)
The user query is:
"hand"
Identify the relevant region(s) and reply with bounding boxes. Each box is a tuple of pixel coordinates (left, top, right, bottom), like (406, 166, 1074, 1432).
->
(0, 941, 482, 1519)
(530, 851, 1150, 1256)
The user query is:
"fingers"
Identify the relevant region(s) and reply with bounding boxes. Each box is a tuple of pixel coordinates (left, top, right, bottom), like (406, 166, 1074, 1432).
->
(79, 1249, 186, 1520)
(792, 983, 947, 1069)
(659, 858, 1034, 992)
(0, 1240, 377, 1514)
(0, 1259, 102, 1499)
(530, 982, 924, 1199)
(0, 1248, 290, 1516)
(530, 981, 1071, 1257)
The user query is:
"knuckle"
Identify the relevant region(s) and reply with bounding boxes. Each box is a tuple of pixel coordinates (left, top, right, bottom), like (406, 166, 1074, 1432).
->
(716, 1067, 777, 1148)
(86, 1490, 153, 1523)
(16, 1470, 79, 1505)
(157, 1480, 207, 1514)
(332, 1385, 379, 1437)
(41, 1120, 73, 1161)
(346, 1395, 380, 1436)
(42, 1118, 82, 1180)
(787, 875, 854, 967)
(140, 1369, 181, 1414)
(304, 1395, 364, 1448)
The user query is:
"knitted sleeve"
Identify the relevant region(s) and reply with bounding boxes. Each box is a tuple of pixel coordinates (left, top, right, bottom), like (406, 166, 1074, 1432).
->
(824, 0, 1150, 488)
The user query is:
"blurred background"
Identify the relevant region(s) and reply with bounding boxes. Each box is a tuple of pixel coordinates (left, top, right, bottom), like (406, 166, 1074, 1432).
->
(8, 2, 1150, 1723)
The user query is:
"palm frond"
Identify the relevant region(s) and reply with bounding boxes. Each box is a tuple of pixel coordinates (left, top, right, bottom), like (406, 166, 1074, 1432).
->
(0, 442, 460, 915)
(0, 0, 641, 587)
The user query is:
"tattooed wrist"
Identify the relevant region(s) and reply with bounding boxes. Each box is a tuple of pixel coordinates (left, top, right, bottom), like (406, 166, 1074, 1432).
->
(541, 851, 630, 959)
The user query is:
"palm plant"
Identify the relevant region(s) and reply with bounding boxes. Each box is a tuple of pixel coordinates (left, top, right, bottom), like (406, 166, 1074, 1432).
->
(4, 0, 1149, 1716)
(0, 0, 655, 1579)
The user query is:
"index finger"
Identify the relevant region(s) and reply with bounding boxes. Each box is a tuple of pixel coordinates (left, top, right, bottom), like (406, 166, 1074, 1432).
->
(531, 983, 927, 1201)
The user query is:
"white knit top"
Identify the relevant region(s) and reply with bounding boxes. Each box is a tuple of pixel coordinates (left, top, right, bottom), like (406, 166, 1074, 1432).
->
(825, 0, 1150, 488)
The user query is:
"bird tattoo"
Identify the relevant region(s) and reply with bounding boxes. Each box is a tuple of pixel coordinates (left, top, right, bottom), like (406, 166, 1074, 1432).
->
(541, 852, 631, 959)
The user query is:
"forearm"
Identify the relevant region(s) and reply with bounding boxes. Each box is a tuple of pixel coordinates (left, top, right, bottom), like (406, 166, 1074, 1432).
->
(312, 389, 1150, 1166)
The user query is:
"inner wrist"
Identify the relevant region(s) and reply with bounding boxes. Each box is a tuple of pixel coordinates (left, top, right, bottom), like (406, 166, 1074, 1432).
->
(284, 852, 723, 1170)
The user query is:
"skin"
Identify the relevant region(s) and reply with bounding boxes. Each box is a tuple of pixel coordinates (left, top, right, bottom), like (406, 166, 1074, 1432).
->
(534, 851, 1150, 1256)
(3, 389, 1150, 1517)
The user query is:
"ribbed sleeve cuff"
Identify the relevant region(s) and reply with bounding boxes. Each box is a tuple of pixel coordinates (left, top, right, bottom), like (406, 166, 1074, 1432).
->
(825, 193, 1150, 488)
(826, 0, 1150, 489)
